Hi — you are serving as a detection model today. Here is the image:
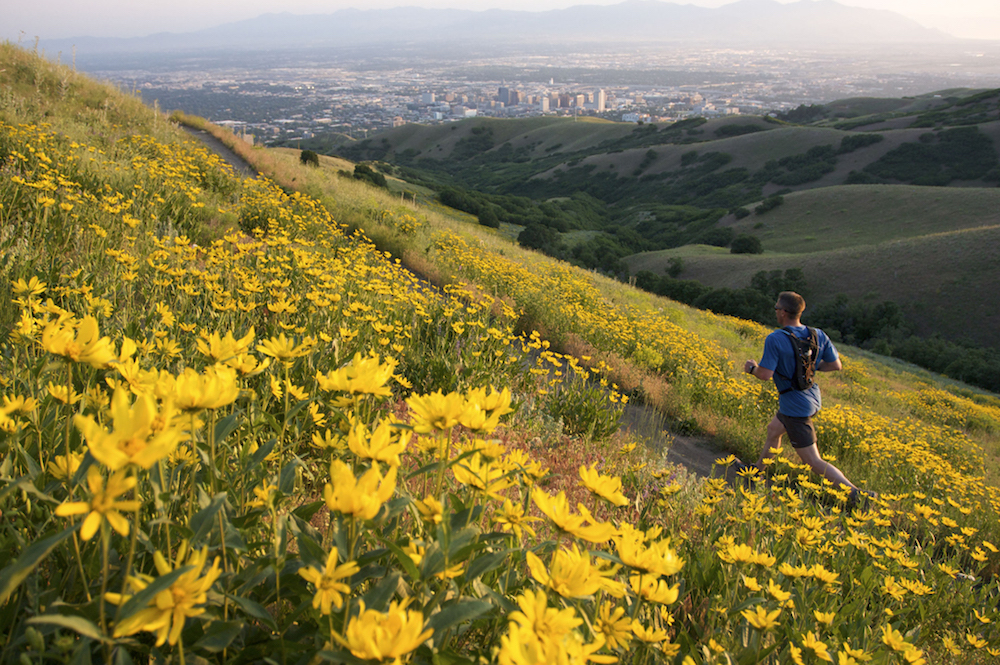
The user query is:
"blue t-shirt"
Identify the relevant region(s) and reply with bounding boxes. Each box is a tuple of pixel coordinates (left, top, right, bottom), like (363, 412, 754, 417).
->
(759, 325, 838, 418)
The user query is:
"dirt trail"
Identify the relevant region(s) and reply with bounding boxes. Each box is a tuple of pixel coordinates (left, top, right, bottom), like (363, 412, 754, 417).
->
(181, 126, 259, 178)
(185, 127, 731, 479)
(620, 403, 728, 478)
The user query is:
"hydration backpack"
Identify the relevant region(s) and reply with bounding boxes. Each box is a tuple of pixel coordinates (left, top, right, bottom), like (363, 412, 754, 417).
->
(775, 327, 819, 394)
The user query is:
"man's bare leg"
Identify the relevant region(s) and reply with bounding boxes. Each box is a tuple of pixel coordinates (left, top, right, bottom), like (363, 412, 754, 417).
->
(795, 444, 858, 490)
(755, 415, 786, 470)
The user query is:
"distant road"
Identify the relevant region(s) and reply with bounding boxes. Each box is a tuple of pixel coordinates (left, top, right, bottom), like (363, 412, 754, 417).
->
(181, 125, 258, 178)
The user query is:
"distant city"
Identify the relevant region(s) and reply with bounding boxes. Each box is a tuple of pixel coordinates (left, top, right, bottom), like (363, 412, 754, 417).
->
(87, 46, 1000, 146)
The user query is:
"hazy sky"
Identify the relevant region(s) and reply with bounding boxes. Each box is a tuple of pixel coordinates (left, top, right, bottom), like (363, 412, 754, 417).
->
(6, 0, 1000, 42)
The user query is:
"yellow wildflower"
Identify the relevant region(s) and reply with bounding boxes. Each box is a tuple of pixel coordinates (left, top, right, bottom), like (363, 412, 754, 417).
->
(405, 389, 467, 434)
(413, 495, 443, 525)
(256, 332, 314, 363)
(196, 327, 255, 363)
(337, 600, 432, 663)
(74, 387, 185, 470)
(54, 466, 140, 540)
(579, 463, 629, 506)
(630, 573, 680, 605)
(594, 601, 632, 650)
(452, 452, 512, 499)
(742, 605, 782, 631)
(105, 541, 221, 646)
(324, 460, 397, 520)
(615, 523, 684, 576)
(533, 490, 618, 543)
(41, 315, 116, 368)
(347, 418, 410, 467)
(493, 498, 540, 540)
(168, 366, 240, 411)
(527, 545, 620, 599)
(48, 451, 83, 481)
(297, 547, 359, 615)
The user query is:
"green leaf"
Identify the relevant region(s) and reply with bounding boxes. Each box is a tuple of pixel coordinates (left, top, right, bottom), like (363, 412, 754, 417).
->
(285, 398, 311, 423)
(214, 412, 243, 444)
(193, 620, 243, 652)
(464, 550, 510, 581)
(0, 526, 76, 605)
(406, 462, 440, 480)
(15, 443, 41, 480)
(291, 501, 324, 523)
(0, 477, 57, 506)
(113, 646, 134, 665)
(250, 437, 277, 467)
(427, 647, 476, 665)
(116, 566, 192, 624)
(189, 493, 227, 546)
(378, 538, 421, 582)
(294, 526, 327, 570)
(362, 571, 400, 612)
(226, 593, 277, 631)
(316, 650, 369, 665)
(27, 615, 107, 643)
(278, 460, 300, 495)
(426, 599, 492, 638)
(69, 640, 93, 665)
(446, 526, 479, 559)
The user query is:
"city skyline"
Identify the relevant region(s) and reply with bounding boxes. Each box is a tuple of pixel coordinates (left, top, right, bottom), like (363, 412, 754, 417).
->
(5, 0, 1000, 42)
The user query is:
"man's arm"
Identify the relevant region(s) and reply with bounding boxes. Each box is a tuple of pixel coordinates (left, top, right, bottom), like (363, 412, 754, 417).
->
(743, 359, 774, 381)
(817, 358, 842, 372)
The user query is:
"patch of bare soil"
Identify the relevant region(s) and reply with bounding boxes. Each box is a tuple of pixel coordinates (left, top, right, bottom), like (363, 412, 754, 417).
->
(619, 403, 728, 478)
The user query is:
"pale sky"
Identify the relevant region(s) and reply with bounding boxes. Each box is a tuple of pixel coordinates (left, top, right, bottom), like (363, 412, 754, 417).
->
(5, 0, 1000, 42)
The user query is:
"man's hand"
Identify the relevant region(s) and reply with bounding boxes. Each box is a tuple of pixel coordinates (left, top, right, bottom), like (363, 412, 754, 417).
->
(745, 360, 774, 381)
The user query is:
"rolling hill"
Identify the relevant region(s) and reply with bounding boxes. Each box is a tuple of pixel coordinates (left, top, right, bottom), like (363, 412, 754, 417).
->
(625, 185, 1000, 347)
(327, 87, 1000, 373)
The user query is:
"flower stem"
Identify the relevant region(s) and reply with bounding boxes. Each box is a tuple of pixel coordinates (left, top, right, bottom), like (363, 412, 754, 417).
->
(114, 501, 140, 623)
(99, 521, 111, 655)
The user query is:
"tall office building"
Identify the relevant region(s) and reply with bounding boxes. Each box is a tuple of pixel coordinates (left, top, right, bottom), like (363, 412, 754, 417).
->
(596, 89, 607, 112)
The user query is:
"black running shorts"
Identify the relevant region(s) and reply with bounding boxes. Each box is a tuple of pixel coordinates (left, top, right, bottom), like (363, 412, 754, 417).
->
(777, 413, 817, 449)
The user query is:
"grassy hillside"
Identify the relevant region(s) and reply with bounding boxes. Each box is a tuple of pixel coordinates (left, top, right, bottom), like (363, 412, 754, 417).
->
(625, 185, 1000, 348)
(3, 44, 1000, 665)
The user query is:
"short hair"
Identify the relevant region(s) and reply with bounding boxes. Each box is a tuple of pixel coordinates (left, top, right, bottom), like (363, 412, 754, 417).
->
(777, 291, 805, 317)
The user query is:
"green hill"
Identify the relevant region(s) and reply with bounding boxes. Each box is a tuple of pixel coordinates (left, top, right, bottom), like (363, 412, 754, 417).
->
(318, 94, 1000, 365)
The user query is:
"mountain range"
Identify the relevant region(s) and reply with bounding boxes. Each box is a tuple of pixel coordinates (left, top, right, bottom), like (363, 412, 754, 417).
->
(43, 0, 954, 56)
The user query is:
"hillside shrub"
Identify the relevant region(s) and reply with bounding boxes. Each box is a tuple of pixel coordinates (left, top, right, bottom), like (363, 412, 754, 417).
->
(863, 126, 998, 185)
(517, 222, 561, 252)
(777, 103, 827, 124)
(754, 194, 784, 215)
(838, 133, 884, 154)
(545, 378, 624, 440)
(477, 206, 500, 228)
(730, 234, 763, 254)
(750, 268, 807, 299)
(693, 286, 773, 321)
(714, 123, 765, 138)
(680, 150, 699, 166)
(694, 226, 735, 247)
(299, 149, 320, 166)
